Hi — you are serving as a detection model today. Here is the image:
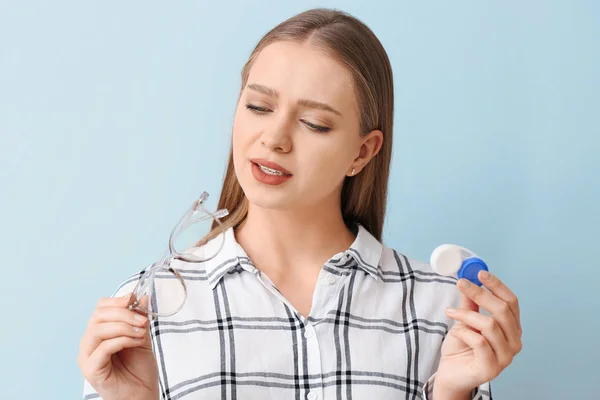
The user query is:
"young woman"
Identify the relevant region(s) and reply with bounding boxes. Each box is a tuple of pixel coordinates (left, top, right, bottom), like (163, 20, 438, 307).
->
(78, 8, 522, 400)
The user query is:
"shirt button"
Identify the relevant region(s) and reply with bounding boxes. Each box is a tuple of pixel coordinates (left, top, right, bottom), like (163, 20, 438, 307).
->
(307, 392, 317, 400)
(303, 327, 314, 339)
(326, 275, 336, 285)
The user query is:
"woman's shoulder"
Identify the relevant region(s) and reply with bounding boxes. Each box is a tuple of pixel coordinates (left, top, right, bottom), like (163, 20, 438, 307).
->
(378, 244, 441, 276)
(107, 230, 233, 300)
(378, 245, 463, 307)
(110, 255, 212, 299)
(109, 267, 146, 298)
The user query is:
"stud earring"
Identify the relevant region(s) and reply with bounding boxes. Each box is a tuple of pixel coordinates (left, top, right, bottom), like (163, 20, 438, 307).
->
(351, 168, 356, 175)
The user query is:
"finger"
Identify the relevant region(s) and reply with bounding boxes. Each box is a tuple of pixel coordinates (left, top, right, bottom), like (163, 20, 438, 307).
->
(85, 336, 147, 377)
(450, 327, 498, 379)
(80, 322, 147, 357)
(478, 271, 521, 331)
(446, 308, 513, 367)
(92, 307, 149, 328)
(128, 294, 152, 316)
(95, 322, 148, 340)
(96, 293, 134, 309)
(452, 292, 479, 332)
(457, 278, 520, 339)
(460, 291, 479, 312)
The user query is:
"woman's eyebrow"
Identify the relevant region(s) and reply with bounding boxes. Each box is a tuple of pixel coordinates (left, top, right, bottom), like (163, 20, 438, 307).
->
(247, 83, 278, 98)
(246, 83, 342, 116)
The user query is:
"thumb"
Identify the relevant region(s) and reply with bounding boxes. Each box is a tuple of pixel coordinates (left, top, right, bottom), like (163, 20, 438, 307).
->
(129, 294, 151, 315)
(137, 294, 150, 309)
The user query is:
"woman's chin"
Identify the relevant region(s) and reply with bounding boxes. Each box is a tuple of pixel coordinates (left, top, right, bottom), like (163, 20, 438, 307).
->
(245, 191, 292, 210)
(240, 180, 297, 209)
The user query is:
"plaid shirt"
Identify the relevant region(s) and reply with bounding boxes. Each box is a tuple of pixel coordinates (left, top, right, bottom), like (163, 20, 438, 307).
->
(83, 225, 492, 400)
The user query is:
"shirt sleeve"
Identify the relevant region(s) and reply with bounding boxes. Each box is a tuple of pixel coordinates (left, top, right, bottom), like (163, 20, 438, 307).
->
(422, 372, 493, 400)
(82, 379, 101, 399)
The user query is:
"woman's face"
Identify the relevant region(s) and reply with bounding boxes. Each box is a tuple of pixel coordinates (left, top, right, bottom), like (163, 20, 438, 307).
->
(232, 40, 381, 211)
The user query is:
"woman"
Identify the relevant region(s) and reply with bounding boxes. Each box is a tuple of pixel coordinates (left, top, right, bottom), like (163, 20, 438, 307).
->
(78, 8, 522, 400)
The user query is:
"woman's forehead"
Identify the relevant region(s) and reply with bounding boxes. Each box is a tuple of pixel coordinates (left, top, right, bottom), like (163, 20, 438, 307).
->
(247, 41, 355, 106)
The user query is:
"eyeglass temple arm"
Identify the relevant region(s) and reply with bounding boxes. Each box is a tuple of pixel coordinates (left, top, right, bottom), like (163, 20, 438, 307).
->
(213, 209, 229, 219)
(171, 207, 229, 238)
(132, 248, 170, 304)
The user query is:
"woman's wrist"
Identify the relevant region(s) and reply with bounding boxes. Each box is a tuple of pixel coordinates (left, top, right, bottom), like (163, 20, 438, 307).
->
(431, 378, 472, 400)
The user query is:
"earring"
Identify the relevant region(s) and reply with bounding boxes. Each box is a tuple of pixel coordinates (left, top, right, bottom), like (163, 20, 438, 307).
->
(351, 168, 356, 175)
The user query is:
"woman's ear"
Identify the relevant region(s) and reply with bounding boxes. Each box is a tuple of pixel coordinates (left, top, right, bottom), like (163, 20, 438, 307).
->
(351, 130, 384, 174)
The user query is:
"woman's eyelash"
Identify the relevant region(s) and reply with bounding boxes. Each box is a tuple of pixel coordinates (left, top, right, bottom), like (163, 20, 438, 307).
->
(246, 104, 270, 113)
(245, 103, 331, 133)
(301, 120, 331, 133)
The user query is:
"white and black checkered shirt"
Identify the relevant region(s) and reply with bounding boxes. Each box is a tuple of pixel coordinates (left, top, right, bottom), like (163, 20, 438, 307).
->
(83, 224, 492, 399)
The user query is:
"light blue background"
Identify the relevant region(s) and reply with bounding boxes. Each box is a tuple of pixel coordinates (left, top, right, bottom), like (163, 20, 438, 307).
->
(1, 1, 598, 398)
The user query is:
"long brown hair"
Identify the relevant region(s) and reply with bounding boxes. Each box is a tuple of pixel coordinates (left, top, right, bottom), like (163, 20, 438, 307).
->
(207, 8, 394, 242)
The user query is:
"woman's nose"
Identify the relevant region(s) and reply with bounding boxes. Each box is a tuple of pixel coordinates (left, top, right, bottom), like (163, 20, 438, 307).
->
(260, 116, 293, 153)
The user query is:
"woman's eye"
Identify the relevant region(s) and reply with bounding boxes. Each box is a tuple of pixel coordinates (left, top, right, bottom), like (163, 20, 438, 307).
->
(302, 120, 331, 133)
(245, 104, 330, 133)
(246, 104, 271, 113)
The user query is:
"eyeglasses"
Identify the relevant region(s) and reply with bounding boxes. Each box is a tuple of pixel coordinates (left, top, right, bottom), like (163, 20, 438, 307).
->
(127, 192, 229, 318)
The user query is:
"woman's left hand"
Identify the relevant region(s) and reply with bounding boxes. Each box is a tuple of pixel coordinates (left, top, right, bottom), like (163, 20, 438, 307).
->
(433, 270, 523, 398)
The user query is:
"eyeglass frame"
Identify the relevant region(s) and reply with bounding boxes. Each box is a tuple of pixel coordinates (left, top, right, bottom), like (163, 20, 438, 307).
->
(127, 191, 229, 318)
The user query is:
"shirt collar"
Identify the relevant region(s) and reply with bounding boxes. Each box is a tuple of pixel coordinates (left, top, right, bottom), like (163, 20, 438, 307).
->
(202, 224, 384, 290)
(345, 224, 384, 280)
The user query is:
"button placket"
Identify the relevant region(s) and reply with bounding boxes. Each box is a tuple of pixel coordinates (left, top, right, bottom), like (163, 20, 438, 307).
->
(301, 322, 323, 400)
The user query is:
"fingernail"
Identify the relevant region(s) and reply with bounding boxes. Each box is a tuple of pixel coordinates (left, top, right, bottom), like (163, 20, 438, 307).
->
(134, 313, 147, 323)
(133, 326, 145, 334)
(480, 270, 490, 280)
(458, 279, 471, 289)
(446, 308, 457, 314)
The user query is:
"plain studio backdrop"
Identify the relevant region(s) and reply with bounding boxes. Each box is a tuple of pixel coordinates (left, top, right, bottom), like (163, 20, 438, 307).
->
(1, 1, 598, 399)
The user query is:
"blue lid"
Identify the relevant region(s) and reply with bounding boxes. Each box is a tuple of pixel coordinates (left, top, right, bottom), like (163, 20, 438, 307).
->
(458, 257, 489, 286)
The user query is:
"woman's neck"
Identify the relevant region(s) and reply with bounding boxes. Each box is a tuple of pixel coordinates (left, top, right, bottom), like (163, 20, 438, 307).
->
(234, 203, 356, 277)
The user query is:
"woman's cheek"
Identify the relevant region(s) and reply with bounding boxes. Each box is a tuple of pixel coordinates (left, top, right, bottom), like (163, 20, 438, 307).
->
(310, 159, 343, 188)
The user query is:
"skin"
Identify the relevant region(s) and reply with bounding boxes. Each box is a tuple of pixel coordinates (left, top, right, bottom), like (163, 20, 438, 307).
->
(78, 295, 158, 400)
(232, 41, 383, 318)
(434, 271, 523, 399)
(77, 40, 522, 400)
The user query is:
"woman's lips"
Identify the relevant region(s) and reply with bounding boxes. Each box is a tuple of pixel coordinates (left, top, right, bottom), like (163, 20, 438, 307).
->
(251, 161, 293, 185)
(249, 158, 292, 175)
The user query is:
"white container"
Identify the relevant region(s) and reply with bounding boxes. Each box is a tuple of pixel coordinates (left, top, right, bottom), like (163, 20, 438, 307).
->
(430, 244, 489, 286)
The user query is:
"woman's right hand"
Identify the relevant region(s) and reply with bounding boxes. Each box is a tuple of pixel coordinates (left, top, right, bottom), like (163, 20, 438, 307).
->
(78, 294, 160, 400)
